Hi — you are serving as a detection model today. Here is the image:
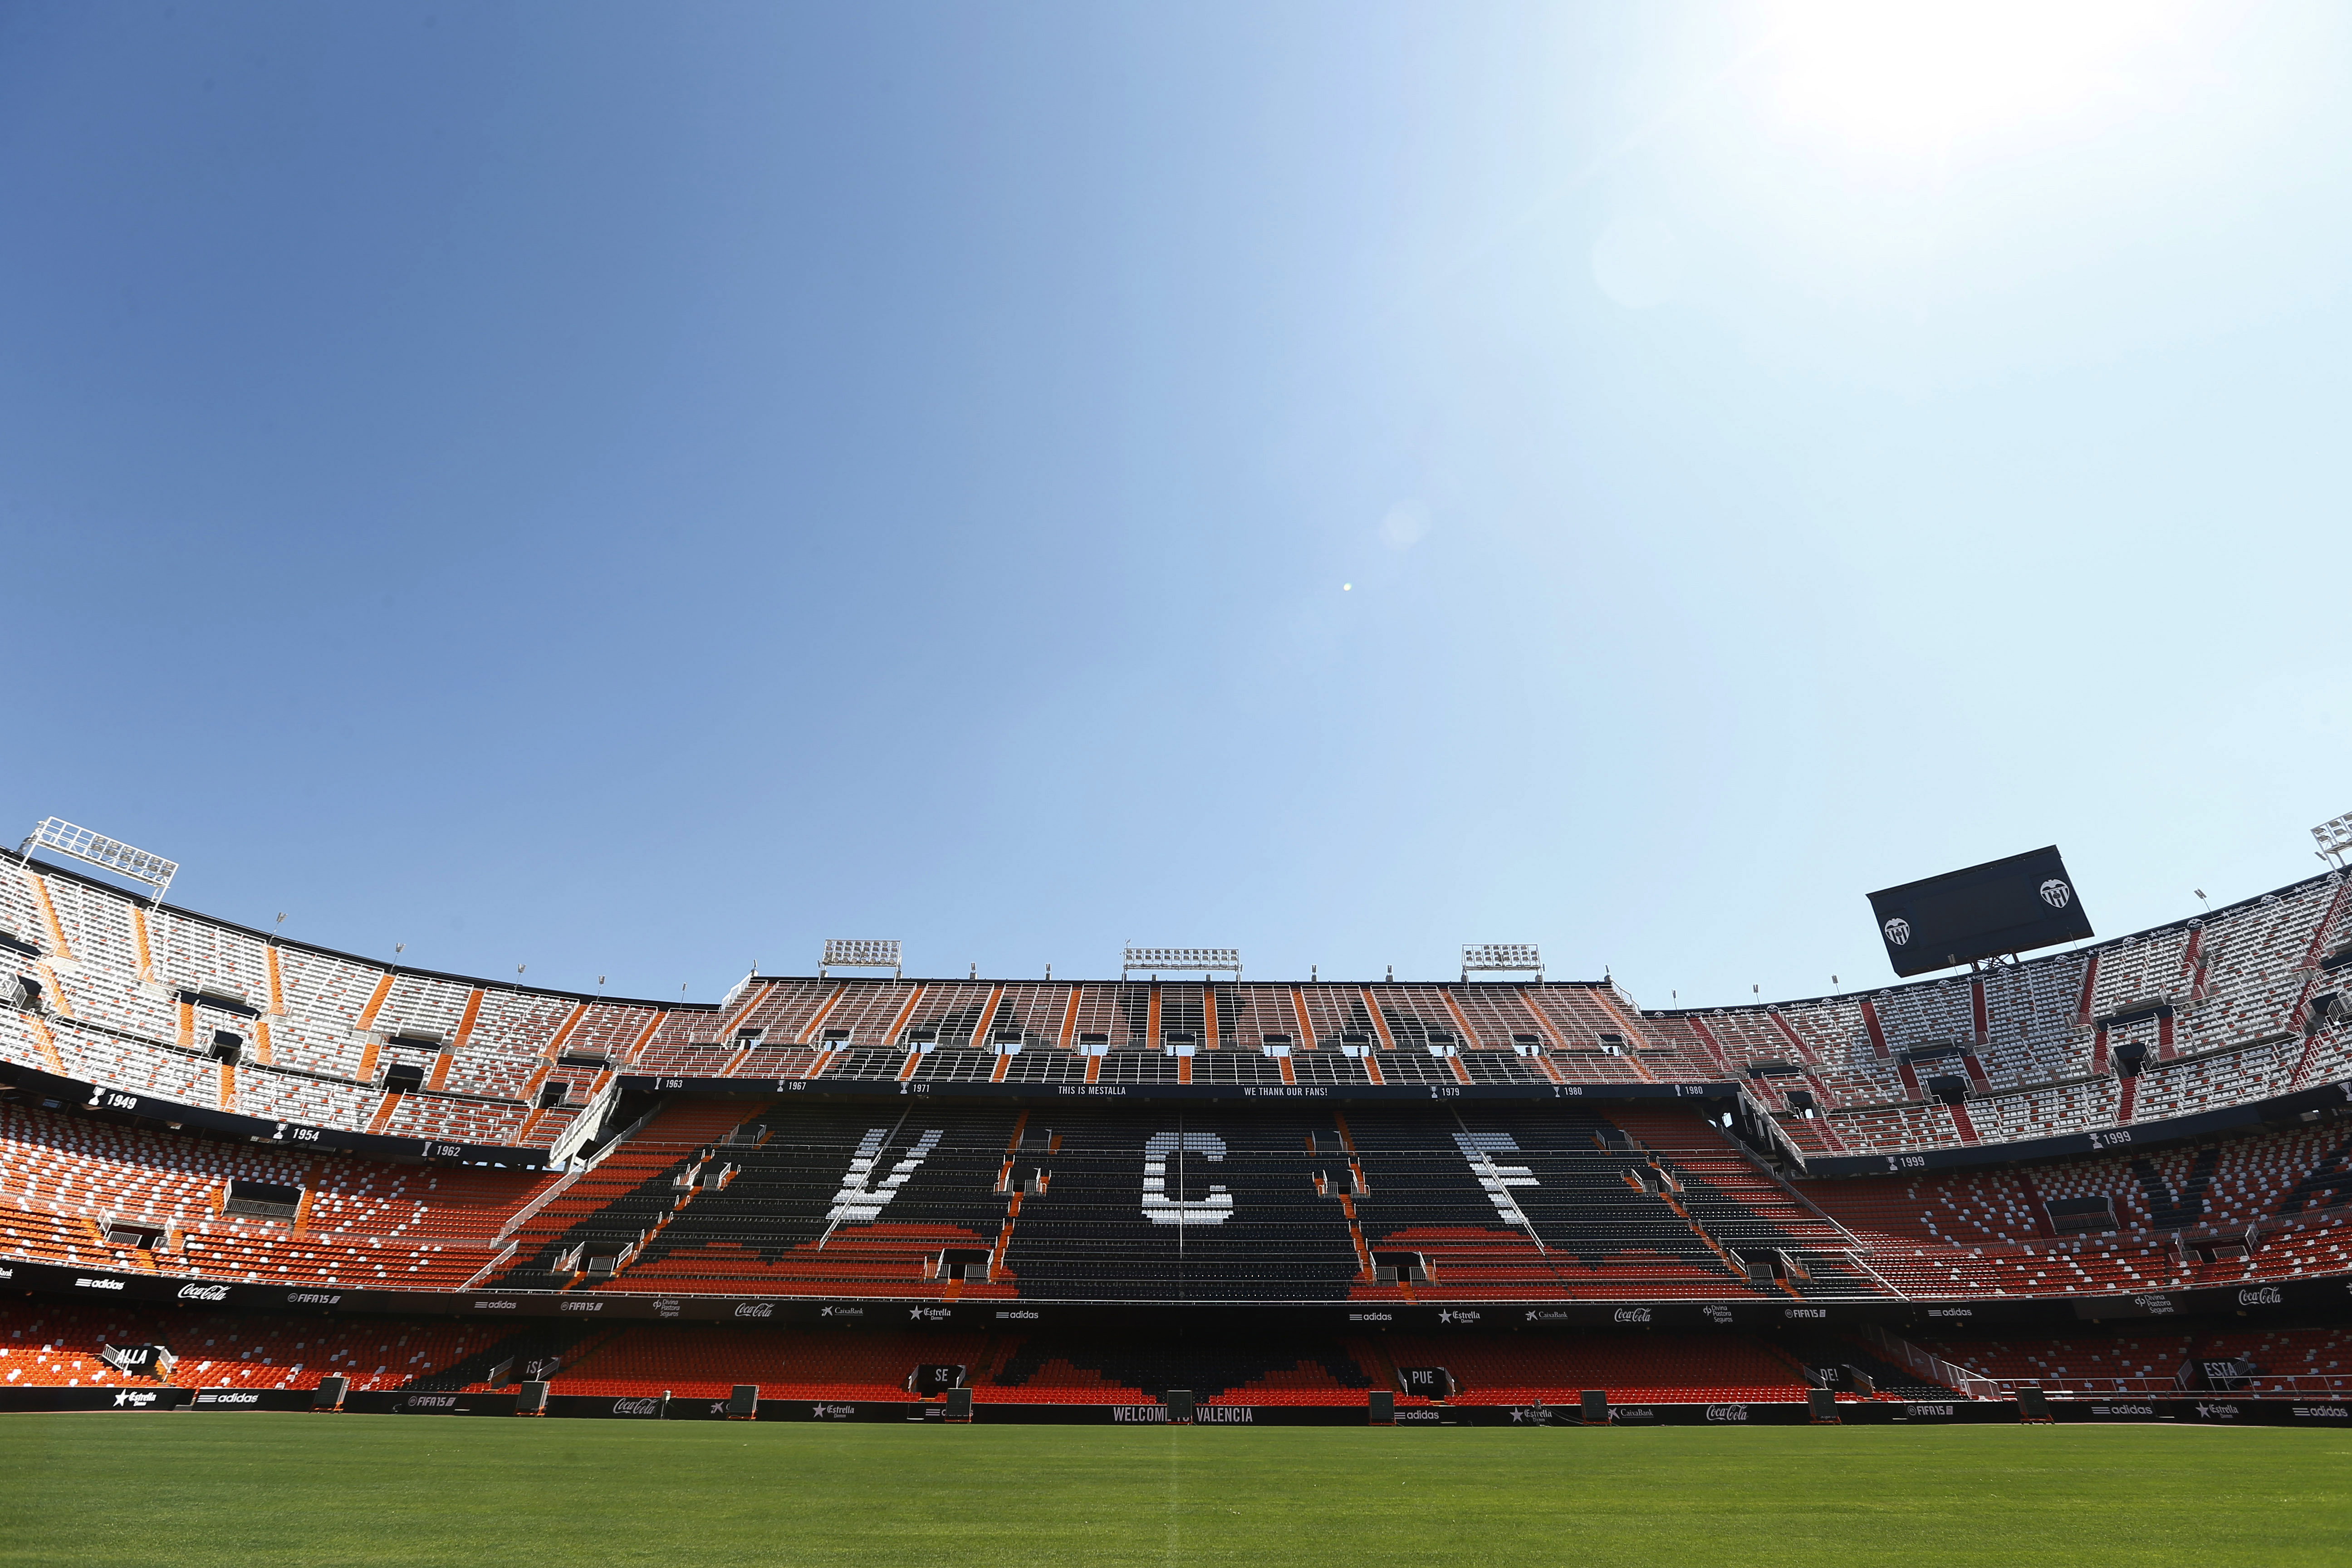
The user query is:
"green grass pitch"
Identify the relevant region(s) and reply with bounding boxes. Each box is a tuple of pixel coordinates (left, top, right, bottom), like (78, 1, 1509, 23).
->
(3, 1414, 2347, 1566)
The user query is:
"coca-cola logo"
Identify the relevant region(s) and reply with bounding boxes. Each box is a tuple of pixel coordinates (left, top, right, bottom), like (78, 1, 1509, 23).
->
(1612, 1308, 1651, 1323)
(177, 1284, 231, 1302)
(612, 1397, 663, 1416)
(734, 1302, 774, 1318)
(2237, 1287, 2282, 1306)
(1704, 1405, 1749, 1422)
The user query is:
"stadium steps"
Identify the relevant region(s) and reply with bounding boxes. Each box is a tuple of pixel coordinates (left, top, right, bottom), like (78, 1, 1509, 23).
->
(401, 1323, 612, 1392)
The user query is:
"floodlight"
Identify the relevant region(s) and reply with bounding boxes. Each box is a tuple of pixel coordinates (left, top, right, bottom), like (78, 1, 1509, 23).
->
(821, 939, 902, 979)
(1460, 943, 1541, 981)
(21, 818, 178, 901)
(1122, 947, 1240, 977)
(2314, 812, 2352, 866)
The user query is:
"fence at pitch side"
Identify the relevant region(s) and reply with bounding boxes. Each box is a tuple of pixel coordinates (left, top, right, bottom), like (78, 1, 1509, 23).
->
(8, 1386, 2348, 1428)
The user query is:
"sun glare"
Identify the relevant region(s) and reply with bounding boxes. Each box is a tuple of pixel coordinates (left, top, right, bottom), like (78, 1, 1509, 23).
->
(1771, 0, 2183, 154)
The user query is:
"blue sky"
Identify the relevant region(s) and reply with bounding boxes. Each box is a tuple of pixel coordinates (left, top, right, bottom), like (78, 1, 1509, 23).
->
(4, 3, 2348, 1006)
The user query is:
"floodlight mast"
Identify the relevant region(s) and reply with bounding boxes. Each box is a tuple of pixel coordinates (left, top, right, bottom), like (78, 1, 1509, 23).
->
(821, 938, 901, 980)
(20, 818, 179, 903)
(1461, 943, 1542, 983)
(1123, 947, 1241, 979)
(2314, 812, 2352, 868)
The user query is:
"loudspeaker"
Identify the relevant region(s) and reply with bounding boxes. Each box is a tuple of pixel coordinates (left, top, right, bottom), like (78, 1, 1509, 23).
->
(2017, 1386, 2051, 1422)
(1580, 1390, 1608, 1425)
(945, 1387, 974, 1421)
(1807, 1388, 1839, 1424)
(1165, 1389, 1195, 1424)
(1367, 1391, 1393, 1425)
(313, 1376, 348, 1411)
(516, 1381, 549, 1414)
(726, 1384, 759, 1418)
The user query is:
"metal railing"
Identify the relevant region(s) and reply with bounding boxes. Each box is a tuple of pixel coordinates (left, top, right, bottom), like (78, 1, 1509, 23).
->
(1997, 1374, 2352, 1399)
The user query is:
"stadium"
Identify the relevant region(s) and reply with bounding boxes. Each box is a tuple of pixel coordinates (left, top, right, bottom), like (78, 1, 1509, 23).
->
(14, 7, 2352, 1565)
(8, 817, 2352, 1437)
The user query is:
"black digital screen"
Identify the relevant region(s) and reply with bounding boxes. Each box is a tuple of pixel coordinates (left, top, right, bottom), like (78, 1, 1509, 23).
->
(1867, 846, 2092, 977)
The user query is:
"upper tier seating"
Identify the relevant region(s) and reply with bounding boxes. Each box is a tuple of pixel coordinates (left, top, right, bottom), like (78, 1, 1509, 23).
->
(7, 848, 2346, 1165)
